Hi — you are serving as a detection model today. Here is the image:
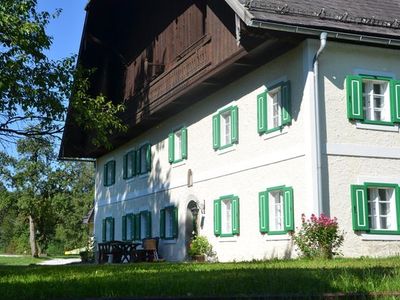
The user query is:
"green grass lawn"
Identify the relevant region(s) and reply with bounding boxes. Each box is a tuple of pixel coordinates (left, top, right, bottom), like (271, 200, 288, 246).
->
(0, 256, 48, 266)
(0, 257, 400, 299)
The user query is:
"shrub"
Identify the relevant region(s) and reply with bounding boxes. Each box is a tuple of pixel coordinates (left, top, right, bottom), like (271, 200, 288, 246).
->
(188, 236, 212, 257)
(293, 213, 344, 259)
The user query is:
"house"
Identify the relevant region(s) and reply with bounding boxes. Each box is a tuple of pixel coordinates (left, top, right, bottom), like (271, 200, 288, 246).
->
(60, 0, 400, 261)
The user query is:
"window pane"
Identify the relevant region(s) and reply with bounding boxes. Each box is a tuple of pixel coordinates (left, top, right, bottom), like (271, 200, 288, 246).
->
(221, 199, 232, 234)
(267, 89, 281, 129)
(126, 217, 132, 240)
(165, 209, 173, 238)
(363, 80, 390, 122)
(174, 131, 182, 160)
(368, 187, 396, 230)
(141, 147, 147, 173)
(220, 111, 231, 146)
(269, 190, 283, 231)
(141, 214, 147, 239)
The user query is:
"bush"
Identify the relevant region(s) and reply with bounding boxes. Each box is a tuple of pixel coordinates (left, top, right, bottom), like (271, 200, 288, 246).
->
(293, 213, 344, 259)
(188, 236, 212, 257)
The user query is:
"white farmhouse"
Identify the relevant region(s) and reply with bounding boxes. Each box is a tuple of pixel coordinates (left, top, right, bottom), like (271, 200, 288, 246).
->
(60, 0, 400, 261)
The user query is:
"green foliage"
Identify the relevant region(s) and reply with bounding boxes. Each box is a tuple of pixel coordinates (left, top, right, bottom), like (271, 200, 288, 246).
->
(0, 137, 94, 255)
(293, 214, 344, 259)
(0, 0, 126, 146)
(188, 236, 213, 257)
(1, 257, 400, 299)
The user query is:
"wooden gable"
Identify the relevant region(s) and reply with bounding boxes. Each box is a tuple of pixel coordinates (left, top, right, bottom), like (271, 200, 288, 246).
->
(60, 0, 303, 159)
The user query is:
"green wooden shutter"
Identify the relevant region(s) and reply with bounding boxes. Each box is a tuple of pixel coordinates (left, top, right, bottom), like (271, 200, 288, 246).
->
(159, 209, 165, 239)
(281, 81, 292, 125)
(212, 114, 220, 150)
(103, 164, 108, 186)
(283, 187, 294, 231)
(351, 185, 369, 230)
(110, 161, 115, 185)
(232, 197, 240, 235)
(122, 215, 127, 241)
(146, 144, 152, 172)
(181, 128, 188, 160)
(134, 213, 140, 240)
(259, 191, 269, 233)
(213, 199, 221, 236)
(390, 80, 400, 123)
(231, 106, 239, 144)
(110, 217, 115, 241)
(346, 75, 364, 120)
(146, 211, 152, 238)
(172, 206, 178, 238)
(135, 149, 141, 175)
(168, 133, 174, 163)
(102, 219, 106, 242)
(257, 91, 267, 134)
(123, 154, 127, 179)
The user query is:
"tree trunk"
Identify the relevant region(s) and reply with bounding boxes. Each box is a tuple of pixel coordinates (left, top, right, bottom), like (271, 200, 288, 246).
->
(29, 215, 38, 257)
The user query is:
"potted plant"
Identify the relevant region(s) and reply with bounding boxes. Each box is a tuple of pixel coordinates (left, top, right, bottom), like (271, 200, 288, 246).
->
(188, 236, 212, 262)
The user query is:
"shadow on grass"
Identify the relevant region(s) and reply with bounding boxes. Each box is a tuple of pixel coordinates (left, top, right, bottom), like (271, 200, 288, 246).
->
(0, 262, 399, 300)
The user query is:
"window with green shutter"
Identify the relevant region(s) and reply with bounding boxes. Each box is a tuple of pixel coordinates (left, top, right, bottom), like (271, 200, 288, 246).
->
(102, 217, 115, 242)
(136, 144, 152, 175)
(160, 206, 178, 239)
(351, 182, 400, 234)
(214, 195, 240, 237)
(212, 106, 239, 151)
(168, 128, 188, 164)
(259, 186, 294, 235)
(257, 81, 291, 135)
(122, 214, 134, 241)
(103, 160, 116, 186)
(139, 210, 152, 239)
(346, 75, 400, 126)
(123, 151, 136, 180)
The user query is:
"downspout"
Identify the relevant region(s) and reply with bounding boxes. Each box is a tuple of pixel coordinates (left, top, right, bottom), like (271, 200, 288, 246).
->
(313, 32, 327, 215)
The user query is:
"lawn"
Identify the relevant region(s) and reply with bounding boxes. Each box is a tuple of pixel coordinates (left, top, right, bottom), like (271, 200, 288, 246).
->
(1, 257, 400, 299)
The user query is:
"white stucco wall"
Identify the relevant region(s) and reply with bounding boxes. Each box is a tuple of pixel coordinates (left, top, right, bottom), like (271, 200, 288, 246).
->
(94, 39, 400, 261)
(318, 41, 400, 256)
(94, 42, 313, 262)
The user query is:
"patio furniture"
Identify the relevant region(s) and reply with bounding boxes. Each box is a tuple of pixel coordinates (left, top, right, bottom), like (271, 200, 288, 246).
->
(98, 241, 141, 263)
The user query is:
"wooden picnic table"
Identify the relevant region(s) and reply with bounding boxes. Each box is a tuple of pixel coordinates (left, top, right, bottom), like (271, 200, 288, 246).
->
(98, 241, 141, 263)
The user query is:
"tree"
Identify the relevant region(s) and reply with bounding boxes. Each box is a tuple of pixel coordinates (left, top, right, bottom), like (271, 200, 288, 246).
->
(0, 0, 126, 147)
(12, 136, 58, 256)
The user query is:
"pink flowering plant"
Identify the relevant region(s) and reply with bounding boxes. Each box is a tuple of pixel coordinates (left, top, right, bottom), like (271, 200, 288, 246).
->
(293, 213, 344, 259)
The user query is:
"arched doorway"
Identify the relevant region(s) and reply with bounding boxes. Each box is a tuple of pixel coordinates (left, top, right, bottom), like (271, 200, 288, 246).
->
(185, 200, 200, 256)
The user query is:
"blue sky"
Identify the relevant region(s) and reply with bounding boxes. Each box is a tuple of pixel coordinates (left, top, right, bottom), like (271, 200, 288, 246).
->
(37, 0, 87, 60)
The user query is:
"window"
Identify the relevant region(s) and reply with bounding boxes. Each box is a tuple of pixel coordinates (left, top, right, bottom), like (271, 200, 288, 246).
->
(102, 217, 114, 242)
(122, 214, 134, 241)
(259, 186, 294, 234)
(257, 81, 291, 134)
(137, 210, 151, 240)
(160, 206, 178, 239)
(214, 195, 240, 236)
(136, 144, 151, 175)
(212, 106, 239, 150)
(123, 151, 136, 180)
(168, 128, 188, 163)
(351, 183, 399, 234)
(103, 160, 116, 187)
(347, 75, 400, 125)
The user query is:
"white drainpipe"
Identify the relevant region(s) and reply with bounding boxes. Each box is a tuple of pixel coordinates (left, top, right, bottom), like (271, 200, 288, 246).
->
(313, 32, 328, 215)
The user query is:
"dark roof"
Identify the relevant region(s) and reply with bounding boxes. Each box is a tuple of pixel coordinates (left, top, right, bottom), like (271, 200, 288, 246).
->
(234, 0, 400, 38)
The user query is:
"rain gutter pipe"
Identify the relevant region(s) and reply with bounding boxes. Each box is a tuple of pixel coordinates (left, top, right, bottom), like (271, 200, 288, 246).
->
(313, 32, 328, 215)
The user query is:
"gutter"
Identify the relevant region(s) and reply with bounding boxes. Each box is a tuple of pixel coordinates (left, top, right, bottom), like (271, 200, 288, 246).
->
(224, 1, 400, 46)
(313, 32, 328, 215)
(250, 20, 400, 47)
